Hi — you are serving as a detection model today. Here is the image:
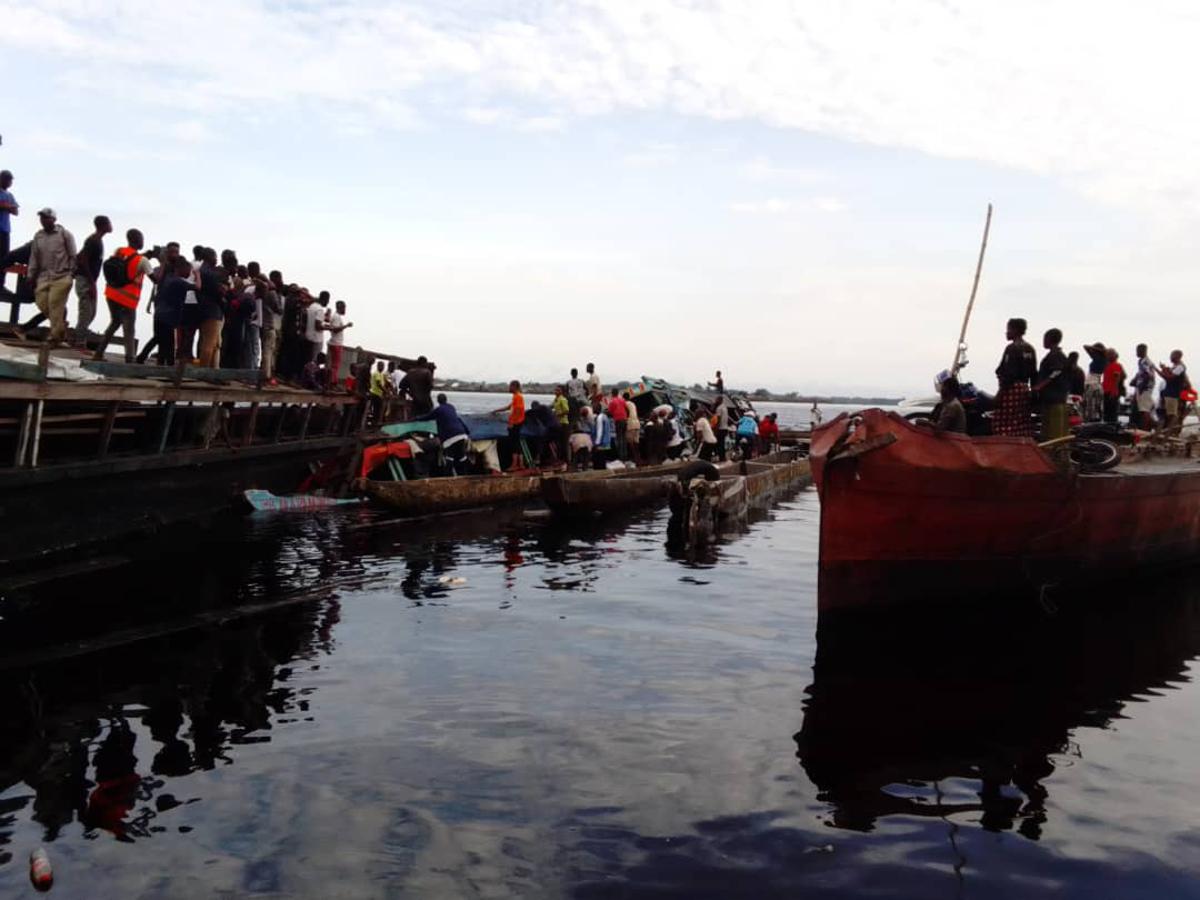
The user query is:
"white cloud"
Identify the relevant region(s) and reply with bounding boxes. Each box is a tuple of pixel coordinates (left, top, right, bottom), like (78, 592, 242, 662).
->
(621, 142, 680, 167)
(731, 198, 791, 214)
(7, 1, 1200, 216)
(740, 156, 828, 185)
(164, 120, 217, 144)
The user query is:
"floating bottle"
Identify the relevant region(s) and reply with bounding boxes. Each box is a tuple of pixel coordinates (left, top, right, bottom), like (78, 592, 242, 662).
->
(30, 847, 53, 891)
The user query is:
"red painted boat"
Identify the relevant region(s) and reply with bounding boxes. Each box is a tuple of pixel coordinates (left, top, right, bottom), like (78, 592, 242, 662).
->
(810, 408, 1200, 615)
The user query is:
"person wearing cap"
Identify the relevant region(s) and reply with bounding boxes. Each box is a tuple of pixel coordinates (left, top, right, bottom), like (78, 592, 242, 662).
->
(1082, 342, 1108, 423)
(27, 207, 78, 345)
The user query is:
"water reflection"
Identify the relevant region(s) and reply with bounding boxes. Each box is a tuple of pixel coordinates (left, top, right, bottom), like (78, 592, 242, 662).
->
(796, 587, 1200, 839)
(0, 597, 340, 852)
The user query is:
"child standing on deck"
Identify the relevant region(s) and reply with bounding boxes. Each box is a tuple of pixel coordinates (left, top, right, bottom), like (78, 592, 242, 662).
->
(493, 380, 526, 470)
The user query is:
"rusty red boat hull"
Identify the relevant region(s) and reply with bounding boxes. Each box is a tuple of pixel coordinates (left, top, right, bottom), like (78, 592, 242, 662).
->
(810, 409, 1200, 615)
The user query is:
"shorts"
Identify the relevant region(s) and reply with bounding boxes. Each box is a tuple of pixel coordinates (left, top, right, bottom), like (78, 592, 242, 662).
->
(508, 424, 523, 444)
(1137, 390, 1155, 413)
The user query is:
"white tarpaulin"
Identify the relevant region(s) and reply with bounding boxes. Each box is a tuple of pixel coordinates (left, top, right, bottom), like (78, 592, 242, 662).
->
(0, 343, 106, 381)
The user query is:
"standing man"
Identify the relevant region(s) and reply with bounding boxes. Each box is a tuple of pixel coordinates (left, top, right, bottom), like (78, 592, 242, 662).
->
(243, 261, 267, 370)
(27, 208, 77, 346)
(1066, 351, 1086, 398)
(607, 387, 628, 459)
(585, 362, 601, 403)
(304, 291, 329, 366)
(708, 370, 724, 394)
(325, 300, 352, 387)
(713, 395, 731, 461)
(1130, 343, 1157, 430)
(566, 367, 587, 424)
(400, 356, 435, 415)
(1159, 350, 1188, 431)
(177, 245, 206, 364)
(196, 247, 226, 368)
(0, 171, 18, 291)
(151, 257, 194, 367)
(94, 228, 152, 362)
(137, 242, 183, 364)
(1101, 348, 1126, 425)
(260, 270, 285, 383)
(1033, 328, 1069, 441)
(73, 215, 112, 346)
(623, 390, 641, 466)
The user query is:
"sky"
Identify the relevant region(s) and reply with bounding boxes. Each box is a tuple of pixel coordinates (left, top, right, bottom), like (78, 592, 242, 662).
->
(3, 0, 1200, 397)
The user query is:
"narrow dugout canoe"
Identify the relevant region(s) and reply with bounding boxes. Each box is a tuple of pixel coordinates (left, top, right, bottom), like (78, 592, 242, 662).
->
(542, 471, 677, 515)
(362, 473, 541, 515)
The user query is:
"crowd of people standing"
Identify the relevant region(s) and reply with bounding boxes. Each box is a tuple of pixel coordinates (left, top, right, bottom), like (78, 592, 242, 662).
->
(931, 317, 1194, 439)
(480, 366, 782, 472)
(2, 171, 362, 387)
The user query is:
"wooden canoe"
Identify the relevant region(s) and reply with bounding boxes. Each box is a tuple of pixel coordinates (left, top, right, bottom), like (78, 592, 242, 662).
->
(543, 471, 677, 515)
(362, 473, 541, 515)
(672, 454, 812, 544)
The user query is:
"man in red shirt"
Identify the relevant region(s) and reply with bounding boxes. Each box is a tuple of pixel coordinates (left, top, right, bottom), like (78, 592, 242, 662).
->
(758, 412, 780, 453)
(1101, 347, 1126, 425)
(607, 387, 629, 460)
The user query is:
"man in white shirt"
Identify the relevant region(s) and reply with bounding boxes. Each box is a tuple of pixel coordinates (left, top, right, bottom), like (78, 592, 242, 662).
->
(585, 362, 601, 402)
(325, 300, 352, 386)
(304, 292, 329, 365)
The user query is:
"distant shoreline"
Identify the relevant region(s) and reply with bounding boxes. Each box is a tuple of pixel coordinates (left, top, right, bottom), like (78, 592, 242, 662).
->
(436, 381, 900, 405)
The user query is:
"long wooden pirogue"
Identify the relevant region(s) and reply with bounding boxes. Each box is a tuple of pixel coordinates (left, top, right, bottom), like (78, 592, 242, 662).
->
(541, 461, 689, 515)
(361, 472, 543, 516)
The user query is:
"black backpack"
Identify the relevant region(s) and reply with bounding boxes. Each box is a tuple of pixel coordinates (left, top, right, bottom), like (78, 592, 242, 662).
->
(103, 253, 135, 288)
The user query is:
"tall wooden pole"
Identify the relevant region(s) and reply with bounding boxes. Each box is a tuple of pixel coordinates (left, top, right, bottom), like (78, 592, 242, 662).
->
(950, 203, 993, 377)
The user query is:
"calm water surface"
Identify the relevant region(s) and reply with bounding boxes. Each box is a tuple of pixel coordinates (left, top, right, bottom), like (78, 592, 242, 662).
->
(2, 480, 1200, 897)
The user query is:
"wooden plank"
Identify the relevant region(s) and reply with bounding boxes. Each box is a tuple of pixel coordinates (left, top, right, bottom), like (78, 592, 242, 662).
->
(81, 360, 264, 386)
(29, 400, 44, 468)
(13, 403, 31, 466)
(0, 378, 360, 407)
(272, 404, 286, 443)
(12, 426, 136, 436)
(244, 401, 260, 447)
(157, 401, 176, 454)
(202, 401, 220, 450)
(0, 434, 352, 488)
(0, 358, 46, 382)
(97, 401, 120, 458)
(299, 403, 314, 441)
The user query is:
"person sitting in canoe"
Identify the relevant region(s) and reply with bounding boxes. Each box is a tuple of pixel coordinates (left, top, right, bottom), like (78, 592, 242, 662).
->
(993, 317, 1037, 437)
(416, 393, 472, 475)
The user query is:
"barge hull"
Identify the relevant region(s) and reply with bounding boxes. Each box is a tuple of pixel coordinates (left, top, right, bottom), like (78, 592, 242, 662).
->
(811, 409, 1200, 615)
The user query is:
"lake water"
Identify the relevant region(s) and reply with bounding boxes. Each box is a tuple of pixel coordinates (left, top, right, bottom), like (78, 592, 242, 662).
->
(443, 390, 875, 429)
(2, 428, 1199, 897)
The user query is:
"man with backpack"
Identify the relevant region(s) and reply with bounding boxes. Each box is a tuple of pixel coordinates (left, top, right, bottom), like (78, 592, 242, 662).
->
(94, 228, 153, 363)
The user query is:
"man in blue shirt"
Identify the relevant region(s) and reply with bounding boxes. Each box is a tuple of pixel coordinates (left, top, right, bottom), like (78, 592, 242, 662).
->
(0, 170, 18, 291)
(417, 394, 472, 475)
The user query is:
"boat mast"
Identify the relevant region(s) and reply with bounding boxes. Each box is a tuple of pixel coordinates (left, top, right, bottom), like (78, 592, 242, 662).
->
(950, 203, 993, 377)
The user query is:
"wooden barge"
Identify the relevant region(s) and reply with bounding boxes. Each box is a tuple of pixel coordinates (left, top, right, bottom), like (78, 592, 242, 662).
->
(0, 347, 367, 567)
(810, 408, 1200, 616)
